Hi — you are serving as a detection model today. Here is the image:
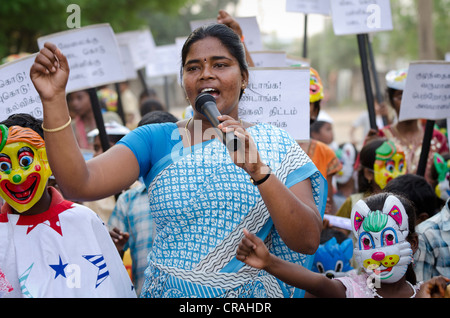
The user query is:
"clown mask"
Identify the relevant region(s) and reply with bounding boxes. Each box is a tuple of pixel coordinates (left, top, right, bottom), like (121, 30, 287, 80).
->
(351, 195, 413, 284)
(433, 153, 450, 201)
(374, 140, 406, 189)
(0, 125, 52, 213)
(310, 67, 324, 103)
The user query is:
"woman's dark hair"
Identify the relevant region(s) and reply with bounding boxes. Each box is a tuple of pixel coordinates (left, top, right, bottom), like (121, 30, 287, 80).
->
(180, 23, 248, 98)
(363, 192, 417, 285)
(357, 138, 386, 193)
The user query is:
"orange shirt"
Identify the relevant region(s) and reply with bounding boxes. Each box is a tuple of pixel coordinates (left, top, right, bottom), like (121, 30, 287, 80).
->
(299, 139, 342, 178)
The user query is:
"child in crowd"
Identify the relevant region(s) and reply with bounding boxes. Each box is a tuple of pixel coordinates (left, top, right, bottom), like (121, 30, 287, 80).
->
(384, 174, 441, 225)
(0, 114, 135, 298)
(237, 192, 450, 298)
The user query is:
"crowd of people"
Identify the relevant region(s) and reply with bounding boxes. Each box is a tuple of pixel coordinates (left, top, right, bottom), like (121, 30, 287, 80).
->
(0, 10, 449, 299)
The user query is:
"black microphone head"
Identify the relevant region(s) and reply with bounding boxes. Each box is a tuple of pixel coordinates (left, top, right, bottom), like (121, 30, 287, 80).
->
(194, 93, 216, 113)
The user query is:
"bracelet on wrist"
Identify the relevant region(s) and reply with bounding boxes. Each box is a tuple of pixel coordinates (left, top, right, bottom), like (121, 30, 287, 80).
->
(42, 116, 72, 133)
(250, 167, 272, 186)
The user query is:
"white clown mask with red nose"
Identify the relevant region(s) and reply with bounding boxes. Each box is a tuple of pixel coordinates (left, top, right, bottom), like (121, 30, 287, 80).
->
(351, 195, 413, 284)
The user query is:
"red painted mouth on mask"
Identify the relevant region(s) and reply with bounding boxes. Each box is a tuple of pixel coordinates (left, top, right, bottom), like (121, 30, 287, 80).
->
(1, 173, 41, 204)
(373, 266, 393, 275)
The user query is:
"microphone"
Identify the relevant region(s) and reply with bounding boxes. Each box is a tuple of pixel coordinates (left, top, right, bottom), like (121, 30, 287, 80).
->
(194, 93, 240, 152)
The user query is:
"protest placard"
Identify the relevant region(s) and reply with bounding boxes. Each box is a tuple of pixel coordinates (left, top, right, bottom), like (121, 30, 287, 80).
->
(239, 67, 310, 140)
(250, 51, 287, 68)
(118, 44, 138, 80)
(330, 0, 393, 36)
(285, 0, 331, 15)
(146, 44, 180, 78)
(116, 29, 156, 70)
(37, 23, 126, 93)
(399, 61, 450, 121)
(0, 54, 43, 122)
(190, 17, 263, 51)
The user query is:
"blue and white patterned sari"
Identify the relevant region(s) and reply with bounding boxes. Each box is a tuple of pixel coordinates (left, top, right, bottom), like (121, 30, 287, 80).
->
(123, 123, 326, 298)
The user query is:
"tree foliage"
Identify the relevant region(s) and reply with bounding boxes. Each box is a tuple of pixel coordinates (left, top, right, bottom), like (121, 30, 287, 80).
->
(0, 0, 191, 59)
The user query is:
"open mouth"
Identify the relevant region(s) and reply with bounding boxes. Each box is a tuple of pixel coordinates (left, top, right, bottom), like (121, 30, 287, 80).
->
(200, 87, 220, 98)
(1, 173, 40, 204)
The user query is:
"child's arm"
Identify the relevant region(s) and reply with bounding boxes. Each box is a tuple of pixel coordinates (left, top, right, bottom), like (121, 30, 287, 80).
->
(236, 229, 347, 298)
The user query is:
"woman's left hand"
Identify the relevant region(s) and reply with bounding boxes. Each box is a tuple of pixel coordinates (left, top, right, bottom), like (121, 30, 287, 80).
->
(218, 115, 268, 178)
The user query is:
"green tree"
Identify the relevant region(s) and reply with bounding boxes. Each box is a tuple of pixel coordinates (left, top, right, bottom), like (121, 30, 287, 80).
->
(0, 0, 191, 59)
(142, 0, 240, 45)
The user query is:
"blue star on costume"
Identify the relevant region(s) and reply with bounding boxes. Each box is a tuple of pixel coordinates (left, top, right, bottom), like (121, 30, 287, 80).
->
(49, 256, 68, 279)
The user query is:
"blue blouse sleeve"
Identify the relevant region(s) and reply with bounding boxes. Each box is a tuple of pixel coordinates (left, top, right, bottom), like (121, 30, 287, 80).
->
(117, 122, 181, 178)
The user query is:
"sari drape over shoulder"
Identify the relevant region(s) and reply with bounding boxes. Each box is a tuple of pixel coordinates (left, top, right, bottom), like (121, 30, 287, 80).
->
(118, 123, 327, 298)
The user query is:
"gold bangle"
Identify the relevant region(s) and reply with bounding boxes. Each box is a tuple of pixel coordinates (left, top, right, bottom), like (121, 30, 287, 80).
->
(42, 117, 72, 133)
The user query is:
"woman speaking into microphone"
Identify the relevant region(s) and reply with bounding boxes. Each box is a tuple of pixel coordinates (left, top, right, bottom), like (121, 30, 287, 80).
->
(30, 22, 326, 298)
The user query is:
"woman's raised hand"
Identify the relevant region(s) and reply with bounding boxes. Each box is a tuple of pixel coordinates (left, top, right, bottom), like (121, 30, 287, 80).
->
(30, 42, 69, 102)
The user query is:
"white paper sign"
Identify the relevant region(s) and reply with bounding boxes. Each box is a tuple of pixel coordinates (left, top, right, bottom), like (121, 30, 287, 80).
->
(37, 24, 126, 93)
(146, 44, 180, 78)
(119, 44, 138, 80)
(330, 0, 393, 35)
(239, 67, 310, 140)
(190, 17, 263, 51)
(286, 0, 331, 15)
(116, 29, 156, 70)
(0, 54, 44, 122)
(250, 51, 287, 68)
(446, 52, 450, 62)
(399, 61, 450, 121)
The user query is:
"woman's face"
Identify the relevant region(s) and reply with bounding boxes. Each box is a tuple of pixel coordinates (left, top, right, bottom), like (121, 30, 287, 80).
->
(182, 37, 248, 118)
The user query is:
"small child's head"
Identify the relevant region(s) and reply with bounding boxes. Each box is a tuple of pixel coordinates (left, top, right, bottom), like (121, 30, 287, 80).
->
(310, 120, 333, 145)
(357, 138, 406, 193)
(0, 114, 52, 213)
(351, 192, 417, 284)
(383, 173, 440, 224)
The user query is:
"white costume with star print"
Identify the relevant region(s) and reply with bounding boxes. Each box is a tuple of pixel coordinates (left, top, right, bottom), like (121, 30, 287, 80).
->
(0, 187, 136, 298)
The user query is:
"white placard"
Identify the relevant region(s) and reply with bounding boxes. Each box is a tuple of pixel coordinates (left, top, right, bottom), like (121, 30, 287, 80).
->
(0, 54, 43, 122)
(250, 51, 287, 68)
(119, 44, 138, 80)
(323, 214, 352, 230)
(286, 0, 331, 15)
(146, 44, 180, 78)
(37, 24, 126, 93)
(239, 67, 310, 140)
(446, 52, 450, 62)
(190, 17, 263, 51)
(399, 61, 450, 121)
(116, 29, 156, 70)
(330, 0, 393, 36)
